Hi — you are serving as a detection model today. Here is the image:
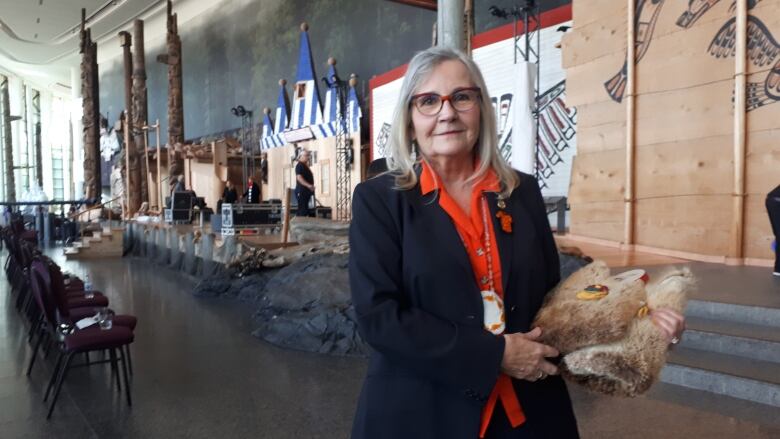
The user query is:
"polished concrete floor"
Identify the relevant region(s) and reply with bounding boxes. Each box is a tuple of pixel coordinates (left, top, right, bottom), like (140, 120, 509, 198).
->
(1, 249, 779, 438)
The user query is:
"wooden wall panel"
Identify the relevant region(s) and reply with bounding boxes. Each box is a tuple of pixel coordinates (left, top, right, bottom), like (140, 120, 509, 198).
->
(575, 99, 627, 128)
(569, 201, 624, 242)
(573, 0, 626, 28)
(745, 71, 780, 131)
(565, 0, 779, 260)
(744, 194, 774, 260)
(267, 145, 294, 202)
(746, 128, 780, 195)
(649, 0, 732, 40)
(576, 123, 626, 154)
(635, 135, 733, 199)
(566, 51, 626, 106)
(635, 19, 734, 95)
(634, 80, 733, 146)
(562, 13, 626, 69)
(635, 195, 732, 255)
(568, 150, 625, 204)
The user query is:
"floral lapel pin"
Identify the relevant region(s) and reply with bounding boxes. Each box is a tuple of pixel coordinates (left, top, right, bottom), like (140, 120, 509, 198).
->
(496, 210, 513, 233)
(495, 195, 512, 233)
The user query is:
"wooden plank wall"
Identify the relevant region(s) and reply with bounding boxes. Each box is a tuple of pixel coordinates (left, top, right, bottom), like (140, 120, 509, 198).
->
(563, 0, 780, 260)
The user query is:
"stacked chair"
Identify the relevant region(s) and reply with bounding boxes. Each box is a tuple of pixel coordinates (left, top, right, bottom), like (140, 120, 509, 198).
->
(1, 225, 138, 419)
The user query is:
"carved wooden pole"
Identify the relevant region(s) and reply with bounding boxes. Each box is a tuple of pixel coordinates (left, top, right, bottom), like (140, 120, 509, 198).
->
(132, 19, 149, 204)
(157, 0, 185, 181)
(1, 77, 15, 202)
(81, 8, 101, 203)
(34, 120, 43, 187)
(730, 0, 748, 262)
(155, 119, 162, 211)
(624, 0, 637, 247)
(120, 31, 140, 214)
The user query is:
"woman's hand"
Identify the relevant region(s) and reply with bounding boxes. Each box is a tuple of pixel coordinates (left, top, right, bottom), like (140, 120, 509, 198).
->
(501, 327, 559, 381)
(650, 308, 686, 345)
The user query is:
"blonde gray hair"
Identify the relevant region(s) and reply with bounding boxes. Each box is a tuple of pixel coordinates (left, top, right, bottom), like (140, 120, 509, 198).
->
(385, 46, 519, 197)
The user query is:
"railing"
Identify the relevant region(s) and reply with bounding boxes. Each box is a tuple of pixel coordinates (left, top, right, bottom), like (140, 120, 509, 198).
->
(0, 200, 89, 243)
(0, 197, 124, 243)
(70, 196, 122, 239)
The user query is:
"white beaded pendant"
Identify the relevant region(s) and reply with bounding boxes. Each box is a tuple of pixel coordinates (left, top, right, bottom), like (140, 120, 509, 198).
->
(481, 290, 505, 335)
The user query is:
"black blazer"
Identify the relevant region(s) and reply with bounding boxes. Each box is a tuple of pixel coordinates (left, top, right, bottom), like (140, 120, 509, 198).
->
(349, 171, 578, 439)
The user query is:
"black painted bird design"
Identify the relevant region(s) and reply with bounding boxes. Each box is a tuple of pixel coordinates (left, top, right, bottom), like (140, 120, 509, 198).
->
(676, 0, 722, 28)
(604, 0, 666, 103)
(677, 0, 763, 28)
(709, 14, 780, 110)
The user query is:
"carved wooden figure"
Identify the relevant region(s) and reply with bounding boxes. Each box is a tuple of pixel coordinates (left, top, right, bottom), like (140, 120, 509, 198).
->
(157, 0, 185, 178)
(120, 31, 140, 214)
(132, 19, 150, 204)
(80, 8, 101, 203)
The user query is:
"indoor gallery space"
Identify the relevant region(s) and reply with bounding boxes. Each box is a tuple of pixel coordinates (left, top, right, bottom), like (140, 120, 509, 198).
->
(0, 0, 778, 438)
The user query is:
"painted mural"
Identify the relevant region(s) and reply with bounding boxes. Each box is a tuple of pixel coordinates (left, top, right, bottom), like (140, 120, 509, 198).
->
(604, 0, 666, 103)
(606, 0, 778, 110)
(370, 7, 576, 196)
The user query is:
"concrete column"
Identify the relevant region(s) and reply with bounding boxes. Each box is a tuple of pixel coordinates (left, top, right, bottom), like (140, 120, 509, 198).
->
(437, 0, 465, 51)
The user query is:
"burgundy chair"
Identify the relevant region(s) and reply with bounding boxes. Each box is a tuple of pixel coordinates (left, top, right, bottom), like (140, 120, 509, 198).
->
(26, 258, 136, 376)
(42, 258, 109, 310)
(11, 218, 38, 245)
(47, 261, 137, 375)
(27, 259, 134, 419)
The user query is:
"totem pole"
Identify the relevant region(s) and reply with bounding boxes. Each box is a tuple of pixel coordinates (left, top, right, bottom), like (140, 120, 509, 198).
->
(80, 8, 101, 203)
(156, 0, 185, 180)
(119, 31, 140, 213)
(132, 19, 150, 204)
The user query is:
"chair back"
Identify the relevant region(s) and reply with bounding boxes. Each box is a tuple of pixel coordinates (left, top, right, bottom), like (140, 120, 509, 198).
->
(30, 259, 59, 327)
(46, 262, 74, 320)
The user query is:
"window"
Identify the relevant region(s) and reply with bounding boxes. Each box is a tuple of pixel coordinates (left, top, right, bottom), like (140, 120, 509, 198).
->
(296, 82, 307, 99)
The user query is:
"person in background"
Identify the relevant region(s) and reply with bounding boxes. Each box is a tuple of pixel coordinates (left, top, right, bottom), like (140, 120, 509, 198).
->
(166, 175, 186, 208)
(767, 184, 780, 276)
(295, 150, 315, 217)
(218, 181, 238, 210)
(244, 177, 260, 204)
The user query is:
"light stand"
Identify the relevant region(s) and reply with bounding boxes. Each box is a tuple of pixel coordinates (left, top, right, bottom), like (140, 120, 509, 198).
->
(489, 1, 541, 180)
(231, 105, 255, 195)
(322, 72, 354, 221)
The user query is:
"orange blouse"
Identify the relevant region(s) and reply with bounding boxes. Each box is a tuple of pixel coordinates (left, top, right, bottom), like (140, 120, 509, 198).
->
(419, 162, 525, 437)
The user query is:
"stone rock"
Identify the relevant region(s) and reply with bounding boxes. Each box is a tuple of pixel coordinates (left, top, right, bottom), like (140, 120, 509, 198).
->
(289, 217, 350, 244)
(251, 251, 369, 356)
(260, 252, 350, 311)
(193, 275, 232, 298)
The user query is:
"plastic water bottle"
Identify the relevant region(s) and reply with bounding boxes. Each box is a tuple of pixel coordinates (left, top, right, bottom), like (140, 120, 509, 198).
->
(84, 274, 94, 299)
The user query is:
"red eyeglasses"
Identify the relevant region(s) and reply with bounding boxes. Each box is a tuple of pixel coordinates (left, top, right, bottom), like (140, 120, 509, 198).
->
(409, 87, 482, 116)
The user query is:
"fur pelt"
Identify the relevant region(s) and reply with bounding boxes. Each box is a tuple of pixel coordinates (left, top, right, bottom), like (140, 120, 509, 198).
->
(532, 260, 695, 397)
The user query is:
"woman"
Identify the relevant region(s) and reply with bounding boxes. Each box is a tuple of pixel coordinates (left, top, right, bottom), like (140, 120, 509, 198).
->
(295, 150, 315, 216)
(348, 47, 685, 439)
(218, 181, 238, 210)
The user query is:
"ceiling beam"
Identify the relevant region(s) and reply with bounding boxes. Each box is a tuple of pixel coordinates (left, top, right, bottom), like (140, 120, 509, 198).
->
(385, 0, 437, 11)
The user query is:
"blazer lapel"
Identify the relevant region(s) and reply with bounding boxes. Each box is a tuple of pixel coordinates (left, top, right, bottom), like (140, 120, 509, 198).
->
(407, 189, 474, 279)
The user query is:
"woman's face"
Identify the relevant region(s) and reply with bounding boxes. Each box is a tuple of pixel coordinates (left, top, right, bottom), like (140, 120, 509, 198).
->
(410, 60, 481, 162)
